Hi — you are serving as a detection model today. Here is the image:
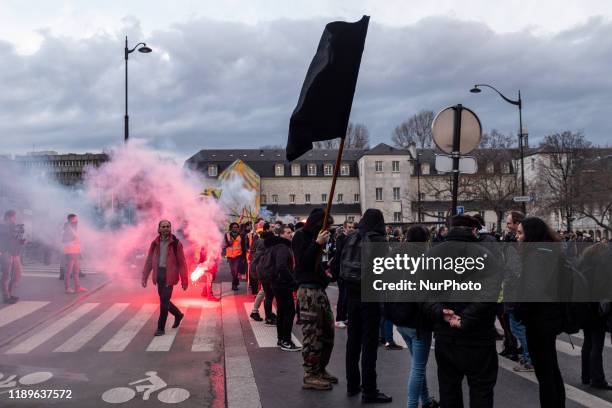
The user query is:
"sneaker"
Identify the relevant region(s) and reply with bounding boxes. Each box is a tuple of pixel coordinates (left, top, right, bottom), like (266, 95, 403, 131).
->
(280, 341, 302, 352)
(250, 312, 263, 322)
(335, 321, 346, 329)
(154, 329, 165, 336)
(513, 362, 534, 372)
(384, 342, 403, 350)
(172, 313, 184, 328)
(303, 374, 332, 391)
(231, 286, 239, 291)
(264, 317, 276, 326)
(3, 297, 17, 304)
(75, 287, 88, 293)
(320, 370, 338, 384)
(277, 340, 283, 347)
(65, 288, 75, 294)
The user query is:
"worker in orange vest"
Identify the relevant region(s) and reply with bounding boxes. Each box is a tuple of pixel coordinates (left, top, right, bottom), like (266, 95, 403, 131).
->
(225, 222, 244, 290)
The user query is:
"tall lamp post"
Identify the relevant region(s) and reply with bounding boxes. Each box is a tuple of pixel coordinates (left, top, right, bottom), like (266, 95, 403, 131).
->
(470, 84, 527, 213)
(408, 142, 422, 222)
(124, 36, 152, 143)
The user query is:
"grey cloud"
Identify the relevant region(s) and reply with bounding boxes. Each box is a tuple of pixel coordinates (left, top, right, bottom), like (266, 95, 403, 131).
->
(1, 15, 611, 158)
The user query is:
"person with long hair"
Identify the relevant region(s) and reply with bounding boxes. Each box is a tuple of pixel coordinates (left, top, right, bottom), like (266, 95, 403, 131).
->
(516, 216, 566, 407)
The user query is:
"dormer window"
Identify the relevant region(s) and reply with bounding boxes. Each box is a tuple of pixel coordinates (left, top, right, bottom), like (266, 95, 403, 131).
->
(324, 163, 333, 176)
(275, 164, 285, 176)
(208, 165, 218, 177)
(307, 164, 317, 176)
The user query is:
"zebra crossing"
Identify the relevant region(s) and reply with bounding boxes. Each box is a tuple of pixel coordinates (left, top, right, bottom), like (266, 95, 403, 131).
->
(21, 262, 101, 276)
(1, 300, 220, 355)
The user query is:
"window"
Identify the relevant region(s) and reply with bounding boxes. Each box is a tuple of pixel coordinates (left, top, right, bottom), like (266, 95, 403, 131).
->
(272, 194, 278, 203)
(340, 163, 350, 176)
(419, 192, 426, 200)
(207, 165, 218, 177)
(375, 188, 383, 201)
(275, 164, 285, 176)
(337, 193, 343, 203)
(394, 212, 402, 222)
(486, 162, 494, 174)
(437, 211, 445, 220)
(305, 193, 311, 203)
(393, 187, 400, 201)
(291, 163, 301, 176)
(347, 216, 355, 222)
(421, 163, 430, 175)
(375, 161, 383, 172)
(307, 164, 317, 176)
(392, 161, 400, 172)
(324, 163, 333, 176)
(289, 194, 295, 204)
(354, 194, 360, 203)
(531, 158, 536, 171)
(502, 162, 510, 174)
(321, 193, 327, 203)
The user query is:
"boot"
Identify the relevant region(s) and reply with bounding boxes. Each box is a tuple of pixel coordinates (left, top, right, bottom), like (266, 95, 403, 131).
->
(302, 374, 332, 390)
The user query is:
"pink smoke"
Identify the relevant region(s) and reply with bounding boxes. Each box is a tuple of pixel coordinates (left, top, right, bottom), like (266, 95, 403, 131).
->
(81, 141, 225, 279)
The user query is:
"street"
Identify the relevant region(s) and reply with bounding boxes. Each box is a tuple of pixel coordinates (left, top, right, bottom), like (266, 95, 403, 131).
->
(1, 262, 611, 407)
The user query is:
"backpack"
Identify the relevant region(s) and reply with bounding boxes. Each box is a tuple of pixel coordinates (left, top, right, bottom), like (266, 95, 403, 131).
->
(256, 247, 275, 283)
(559, 256, 590, 334)
(340, 232, 375, 283)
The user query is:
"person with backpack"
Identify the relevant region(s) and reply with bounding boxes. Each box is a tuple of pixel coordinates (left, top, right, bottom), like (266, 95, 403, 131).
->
(250, 223, 275, 323)
(341, 209, 392, 403)
(267, 224, 300, 351)
(141, 220, 188, 337)
(579, 242, 612, 390)
(293, 208, 336, 391)
(257, 227, 279, 326)
(386, 225, 439, 408)
(515, 216, 569, 407)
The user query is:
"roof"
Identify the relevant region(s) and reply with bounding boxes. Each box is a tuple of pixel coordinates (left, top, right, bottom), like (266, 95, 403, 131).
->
(362, 143, 410, 156)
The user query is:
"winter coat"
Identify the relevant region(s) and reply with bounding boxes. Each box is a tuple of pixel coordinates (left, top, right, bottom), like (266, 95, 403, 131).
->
(265, 235, 296, 290)
(142, 235, 188, 287)
(293, 209, 329, 288)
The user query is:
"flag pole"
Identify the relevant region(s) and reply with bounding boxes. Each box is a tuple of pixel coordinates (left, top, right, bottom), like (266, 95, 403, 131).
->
(322, 136, 346, 232)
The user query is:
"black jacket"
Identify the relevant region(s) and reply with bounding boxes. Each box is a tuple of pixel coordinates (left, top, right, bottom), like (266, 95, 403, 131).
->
(423, 227, 500, 345)
(293, 210, 329, 288)
(264, 235, 296, 290)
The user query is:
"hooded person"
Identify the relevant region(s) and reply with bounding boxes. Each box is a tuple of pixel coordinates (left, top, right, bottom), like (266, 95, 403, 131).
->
(342, 209, 393, 403)
(292, 208, 337, 390)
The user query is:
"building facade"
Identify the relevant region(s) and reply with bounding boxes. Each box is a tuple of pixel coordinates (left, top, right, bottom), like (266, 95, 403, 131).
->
(14, 151, 109, 186)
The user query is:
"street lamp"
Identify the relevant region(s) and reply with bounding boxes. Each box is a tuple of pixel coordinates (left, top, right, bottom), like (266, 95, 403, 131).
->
(470, 84, 527, 213)
(408, 142, 422, 222)
(124, 36, 152, 143)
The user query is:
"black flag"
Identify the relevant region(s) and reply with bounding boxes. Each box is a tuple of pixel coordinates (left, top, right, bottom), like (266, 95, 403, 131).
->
(286, 15, 369, 161)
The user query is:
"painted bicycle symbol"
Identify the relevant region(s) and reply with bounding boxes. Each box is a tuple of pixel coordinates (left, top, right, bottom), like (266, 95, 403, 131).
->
(0, 371, 54, 394)
(101, 371, 190, 404)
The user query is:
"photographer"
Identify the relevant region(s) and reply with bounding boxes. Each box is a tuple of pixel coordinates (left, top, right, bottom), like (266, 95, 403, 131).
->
(1, 210, 25, 304)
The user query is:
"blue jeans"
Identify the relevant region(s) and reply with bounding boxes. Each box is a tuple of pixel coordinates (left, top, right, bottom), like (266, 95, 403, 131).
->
(509, 312, 531, 363)
(396, 326, 433, 408)
(379, 318, 394, 343)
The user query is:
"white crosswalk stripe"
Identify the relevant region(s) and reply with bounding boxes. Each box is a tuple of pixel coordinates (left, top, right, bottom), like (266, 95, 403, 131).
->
(6, 303, 99, 354)
(192, 302, 220, 352)
(243, 302, 301, 348)
(0, 301, 49, 328)
(146, 306, 189, 352)
(54, 303, 129, 352)
(100, 304, 157, 352)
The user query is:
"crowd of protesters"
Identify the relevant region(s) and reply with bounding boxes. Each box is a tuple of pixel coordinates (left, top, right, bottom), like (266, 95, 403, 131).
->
(227, 208, 611, 407)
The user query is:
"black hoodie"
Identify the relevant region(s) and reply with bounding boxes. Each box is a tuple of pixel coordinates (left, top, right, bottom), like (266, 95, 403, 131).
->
(264, 234, 296, 289)
(292, 209, 329, 287)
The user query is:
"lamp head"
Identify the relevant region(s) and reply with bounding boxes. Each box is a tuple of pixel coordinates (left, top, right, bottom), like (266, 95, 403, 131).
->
(470, 86, 481, 93)
(138, 45, 152, 53)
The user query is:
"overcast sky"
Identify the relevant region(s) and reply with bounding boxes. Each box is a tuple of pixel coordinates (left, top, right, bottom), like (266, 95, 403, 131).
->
(1, 1, 611, 161)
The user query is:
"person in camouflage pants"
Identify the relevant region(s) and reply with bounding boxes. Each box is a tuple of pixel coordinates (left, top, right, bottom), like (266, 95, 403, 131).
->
(298, 287, 335, 380)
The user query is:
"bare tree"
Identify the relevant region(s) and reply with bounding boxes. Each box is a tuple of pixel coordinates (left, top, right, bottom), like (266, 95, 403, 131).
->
(535, 131, 592, 231)
(574, 155, 612, 233)
(479, 129, 516, 149)
(313, 122, 370, 149)
(391, 110, 434, 149)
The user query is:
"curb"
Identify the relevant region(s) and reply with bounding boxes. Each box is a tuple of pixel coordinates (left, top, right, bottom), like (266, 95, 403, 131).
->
(0, 279, 111, 349)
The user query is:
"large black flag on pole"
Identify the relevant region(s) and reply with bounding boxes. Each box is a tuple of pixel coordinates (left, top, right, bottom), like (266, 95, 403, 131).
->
(286, 15, 369, 162)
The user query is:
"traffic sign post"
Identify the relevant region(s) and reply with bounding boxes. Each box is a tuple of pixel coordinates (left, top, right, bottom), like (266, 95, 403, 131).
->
(513, 196, 533, 203)
(456, 206, 465, 215)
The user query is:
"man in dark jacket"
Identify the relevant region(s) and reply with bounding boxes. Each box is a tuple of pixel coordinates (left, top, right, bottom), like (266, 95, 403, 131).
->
(0, 210, 25, 304)
(424, 215, 501, 408)
(343, 209, 392, 404)
(268, 225, 300, 351)
(142, 220, 189, 336)
(331, 221, 356, 328)
(293, 208, 336, 390)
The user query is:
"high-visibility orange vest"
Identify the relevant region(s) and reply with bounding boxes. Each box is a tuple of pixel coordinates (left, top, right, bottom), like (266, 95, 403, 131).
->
(225, 234, 242, 258)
